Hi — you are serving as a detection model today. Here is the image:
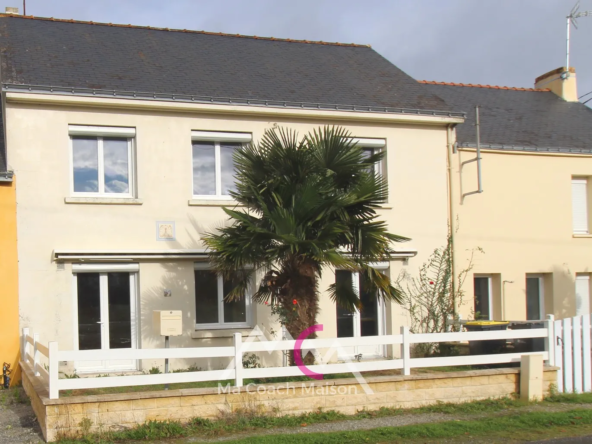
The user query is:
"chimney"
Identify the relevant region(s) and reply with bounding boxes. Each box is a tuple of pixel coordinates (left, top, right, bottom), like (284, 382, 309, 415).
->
(4, 7, 19, 15)
(534, 67, 578, 102)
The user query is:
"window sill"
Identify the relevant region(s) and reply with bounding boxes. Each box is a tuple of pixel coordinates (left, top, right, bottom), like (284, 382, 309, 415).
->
(573, 233, 592, 238)
(188, 199, 243, 207)
(65, 197, 143, 205)
(191, 328, 261, 339)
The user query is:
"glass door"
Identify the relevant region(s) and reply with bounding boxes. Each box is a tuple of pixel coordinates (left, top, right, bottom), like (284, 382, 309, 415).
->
(74, 266, 137, 373)
(335, 270, 385, 360)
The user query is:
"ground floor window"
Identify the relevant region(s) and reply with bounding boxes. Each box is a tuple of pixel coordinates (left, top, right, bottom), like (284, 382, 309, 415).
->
(575, 274, 591, 316)
(473, 276, 492, 320)
(194, 263, 252, 328)
(526, 275, 544, 320)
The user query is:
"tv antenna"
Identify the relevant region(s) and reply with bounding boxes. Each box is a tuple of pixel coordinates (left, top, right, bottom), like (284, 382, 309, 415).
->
(566, 1, 592, 71)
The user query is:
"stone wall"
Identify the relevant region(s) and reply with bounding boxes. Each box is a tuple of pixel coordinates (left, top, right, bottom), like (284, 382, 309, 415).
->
(21, 363, 558, 442)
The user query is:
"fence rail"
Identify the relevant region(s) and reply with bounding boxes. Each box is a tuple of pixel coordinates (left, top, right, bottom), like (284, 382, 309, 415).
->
(21, 317, 557, 400)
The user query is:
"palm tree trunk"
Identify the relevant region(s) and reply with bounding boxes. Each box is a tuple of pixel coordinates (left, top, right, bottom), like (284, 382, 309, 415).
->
(281, 260, 319, 366)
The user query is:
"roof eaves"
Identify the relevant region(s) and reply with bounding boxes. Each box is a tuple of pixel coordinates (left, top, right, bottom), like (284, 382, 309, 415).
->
(459, 142, 592, 154)
(0, 13, 370, 48)
(3, 83, 467, 119)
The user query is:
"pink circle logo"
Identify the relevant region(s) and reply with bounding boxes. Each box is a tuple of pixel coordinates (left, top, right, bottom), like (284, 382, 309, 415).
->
(294, 324, 324, 380)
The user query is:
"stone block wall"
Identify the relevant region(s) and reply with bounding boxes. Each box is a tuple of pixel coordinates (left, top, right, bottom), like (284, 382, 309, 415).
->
(20, 363, 558, 442)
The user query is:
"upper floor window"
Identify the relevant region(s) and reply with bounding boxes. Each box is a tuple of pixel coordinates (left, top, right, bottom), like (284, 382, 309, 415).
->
(191, 131, 252, 199)
(354, 138, 385, 178)
(69, 125, 136, 197)
(194, 262, 253, 329)
(572, 177, 589, 234)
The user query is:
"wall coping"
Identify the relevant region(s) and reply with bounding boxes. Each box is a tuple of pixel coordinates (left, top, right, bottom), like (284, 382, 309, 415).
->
(22, 361, 558, 406)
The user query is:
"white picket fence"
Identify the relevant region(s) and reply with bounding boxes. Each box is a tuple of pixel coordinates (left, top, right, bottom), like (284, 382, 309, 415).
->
(22, 319, 555, 400)
(553, 314, 592, 393)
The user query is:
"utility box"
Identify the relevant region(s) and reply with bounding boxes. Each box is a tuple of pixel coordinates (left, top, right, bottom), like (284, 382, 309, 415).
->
(153, 310, 182, 336)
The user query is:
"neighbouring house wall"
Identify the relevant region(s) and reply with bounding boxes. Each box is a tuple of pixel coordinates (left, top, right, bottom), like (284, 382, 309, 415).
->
(0, 178, 19, 385)
(8, 98, 449, 371)
(453, 148, 592, 321)
(20, 364, 558, 442)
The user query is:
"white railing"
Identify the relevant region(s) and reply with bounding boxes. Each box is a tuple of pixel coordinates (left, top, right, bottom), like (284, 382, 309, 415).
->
(21, 316, 555, 400)
(554, 314, 592, 393)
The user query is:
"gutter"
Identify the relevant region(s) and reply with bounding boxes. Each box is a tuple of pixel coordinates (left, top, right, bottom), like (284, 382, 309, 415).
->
(3, 84, 466, 125)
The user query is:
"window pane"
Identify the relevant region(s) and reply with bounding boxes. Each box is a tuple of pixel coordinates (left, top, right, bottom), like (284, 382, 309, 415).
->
(72, 137, 99, 192)
(473, 277, 490, 320)
(223, 272, 247, 323)
(335, 270, 355, 338)
(193, 142, 216, 195)
(220, 143, 239, 195)
(359, 274, 378, 337)
(108, 272, 132, 349)
(103, 138, 129, 194)
(77, 273, 101, 350)
(195, 270, 218, 323)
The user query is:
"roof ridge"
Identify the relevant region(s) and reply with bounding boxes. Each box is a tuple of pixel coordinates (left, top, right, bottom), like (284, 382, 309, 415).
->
(418, 79, 550, 92)
(0, 13, 370, 48)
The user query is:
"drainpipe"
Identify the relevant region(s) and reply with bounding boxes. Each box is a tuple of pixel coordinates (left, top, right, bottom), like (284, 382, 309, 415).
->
(446, 124, 458, 320)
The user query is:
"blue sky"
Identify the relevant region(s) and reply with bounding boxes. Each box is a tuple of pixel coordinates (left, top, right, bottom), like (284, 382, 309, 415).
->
(5, 0, 592, 103)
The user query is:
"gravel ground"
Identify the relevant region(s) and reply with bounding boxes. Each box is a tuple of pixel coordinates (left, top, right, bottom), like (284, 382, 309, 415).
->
(0, 400, 44, 444)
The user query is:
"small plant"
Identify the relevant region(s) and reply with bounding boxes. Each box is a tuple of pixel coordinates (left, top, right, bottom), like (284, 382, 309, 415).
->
(242, 353, 261, 369)
(173, 364, 202, 373)
(60, 371, 80, 379)
(147, 366, 162, 374)
(78, 417, 92, 436)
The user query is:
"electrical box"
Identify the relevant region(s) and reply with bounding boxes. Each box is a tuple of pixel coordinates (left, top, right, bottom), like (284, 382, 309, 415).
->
(153, 310, 182, 336)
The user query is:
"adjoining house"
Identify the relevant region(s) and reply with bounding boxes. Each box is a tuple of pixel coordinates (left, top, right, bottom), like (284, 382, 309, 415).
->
(0, 12, 465, 374)
(422, 67, 592, 322)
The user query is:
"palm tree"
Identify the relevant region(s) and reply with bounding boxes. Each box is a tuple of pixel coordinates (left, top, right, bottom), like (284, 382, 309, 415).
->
(203, 126, 409, 361)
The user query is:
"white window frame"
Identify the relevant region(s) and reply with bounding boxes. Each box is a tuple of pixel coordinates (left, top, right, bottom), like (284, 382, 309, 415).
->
(353, 138, 385, 178)
(191, 131, 252, 200)
(71, 263, 139, 372)
(525, 274, 544, 321)
(572, 178, 589, 234)
(193, 262, 253, 329)
(69, 125, 136, 198)
(474, 274, 493, 320)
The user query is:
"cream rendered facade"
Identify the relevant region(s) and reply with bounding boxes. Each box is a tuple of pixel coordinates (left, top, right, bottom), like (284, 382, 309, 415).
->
(9, 92, 459, 372)
(453, 146, 592, 322)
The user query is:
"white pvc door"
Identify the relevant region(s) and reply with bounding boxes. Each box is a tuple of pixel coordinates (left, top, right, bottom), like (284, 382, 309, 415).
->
(335, 270, 385, 360)
(576, 275, 591, 316)
(73, 264, 138, 373)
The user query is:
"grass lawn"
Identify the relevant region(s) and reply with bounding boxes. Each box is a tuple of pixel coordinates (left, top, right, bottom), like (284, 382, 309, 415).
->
(55, 393, 592, 443)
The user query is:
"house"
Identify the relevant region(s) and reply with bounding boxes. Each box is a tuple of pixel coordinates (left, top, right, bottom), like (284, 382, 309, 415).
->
(0, 12, 464, 373)
(422, 67, 592, 322)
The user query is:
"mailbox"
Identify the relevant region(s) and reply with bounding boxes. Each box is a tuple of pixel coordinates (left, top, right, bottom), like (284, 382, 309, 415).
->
(153, 310, 182, 336)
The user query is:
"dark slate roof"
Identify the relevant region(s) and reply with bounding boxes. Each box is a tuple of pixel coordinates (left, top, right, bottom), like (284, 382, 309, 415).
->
(0, 15, 463, 171)
(421, 81, 592, 153)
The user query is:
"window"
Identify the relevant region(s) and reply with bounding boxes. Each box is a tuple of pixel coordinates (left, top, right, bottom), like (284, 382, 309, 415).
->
(69, 126, 135, 197)
(355, 138, 385, 178)
(194, 263, 252, 328)
(191, 131, 252, 199)
(473, 276, 492, 320)
(526, 274, 544, 320)
(572, 178, 589, 234)
(575, 274, 591, 316)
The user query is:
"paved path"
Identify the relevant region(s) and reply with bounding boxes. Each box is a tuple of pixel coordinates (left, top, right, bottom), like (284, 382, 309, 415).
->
(0, 400, 44, 444)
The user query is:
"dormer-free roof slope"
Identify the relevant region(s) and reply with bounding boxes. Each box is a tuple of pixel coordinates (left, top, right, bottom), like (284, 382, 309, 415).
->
(421, 80, 592, 153)
(0, 15, 451, 111)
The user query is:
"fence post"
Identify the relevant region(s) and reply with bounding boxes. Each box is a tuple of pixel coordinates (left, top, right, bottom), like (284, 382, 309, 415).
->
(400, 326, 410, 376)
(545, 314, 555, 367)
(48, 342, 59, 399)
(233, 332, 243, 388)
(33, 333, 40, 377)
(22, 328, 29, 362)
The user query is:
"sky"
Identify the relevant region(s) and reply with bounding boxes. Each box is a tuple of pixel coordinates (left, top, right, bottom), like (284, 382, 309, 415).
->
(4, 0, 592, 104)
